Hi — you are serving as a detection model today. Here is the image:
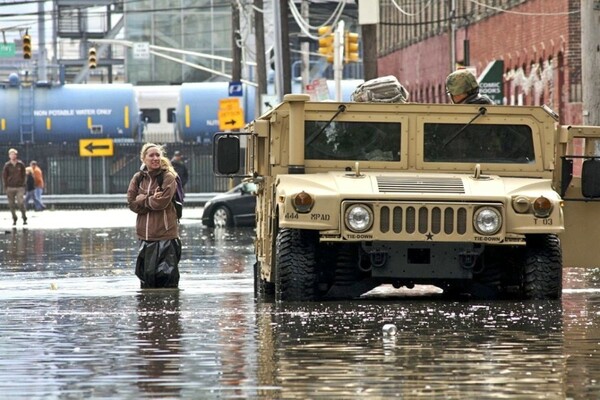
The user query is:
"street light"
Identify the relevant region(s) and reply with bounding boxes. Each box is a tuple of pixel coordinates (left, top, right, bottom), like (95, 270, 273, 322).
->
(318, 26, 334, 64)
(88, 47, 97, 69)
(344, 32, 360, 63)
(23, 34, 32, 59)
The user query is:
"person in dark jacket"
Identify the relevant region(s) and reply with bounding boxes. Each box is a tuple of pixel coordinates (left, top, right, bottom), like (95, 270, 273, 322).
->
(445, 69, 494, 105)
(127, 143, 181, 288)
(2, 148, 27, 226)
(24, 166, 35, 210)
(170, 150, 188, 188)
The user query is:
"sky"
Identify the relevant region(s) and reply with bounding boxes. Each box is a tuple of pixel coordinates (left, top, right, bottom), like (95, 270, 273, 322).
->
(0, 1, 52, 45)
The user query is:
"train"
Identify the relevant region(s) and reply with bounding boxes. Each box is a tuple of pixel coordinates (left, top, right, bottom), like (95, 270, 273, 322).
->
(0, 75, 363, 144)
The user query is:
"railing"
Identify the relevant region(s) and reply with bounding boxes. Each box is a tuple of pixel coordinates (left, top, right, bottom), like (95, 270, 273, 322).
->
(0, 193, 217, 210)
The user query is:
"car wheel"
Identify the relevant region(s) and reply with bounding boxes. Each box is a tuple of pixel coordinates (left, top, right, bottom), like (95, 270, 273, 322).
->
(212, 205, 232, 227)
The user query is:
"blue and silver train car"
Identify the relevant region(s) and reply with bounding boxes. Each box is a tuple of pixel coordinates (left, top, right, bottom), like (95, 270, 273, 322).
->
(0, 83, 141, 144)
(175, 79, 363, 143)
(175, 82, 257, 143)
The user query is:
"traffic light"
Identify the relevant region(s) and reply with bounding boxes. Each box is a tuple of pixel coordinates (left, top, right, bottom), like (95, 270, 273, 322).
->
(88, 47, 97, 69)
(318, 26, 334, 64)
(344, 31, 360, 63)
(22, 34, 32, 59)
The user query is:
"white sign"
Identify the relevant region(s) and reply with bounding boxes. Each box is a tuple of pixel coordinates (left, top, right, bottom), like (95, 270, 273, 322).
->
(133, 42, 150, 60)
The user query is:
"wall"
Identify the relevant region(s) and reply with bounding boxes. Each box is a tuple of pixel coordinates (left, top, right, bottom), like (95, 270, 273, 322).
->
(377, 0, 582, 125)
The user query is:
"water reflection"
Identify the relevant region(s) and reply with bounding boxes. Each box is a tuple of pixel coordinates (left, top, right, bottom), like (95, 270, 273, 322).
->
(254, 300, 567, 399)
(136, 290, 183, 397)
(0, 218, 598, 399)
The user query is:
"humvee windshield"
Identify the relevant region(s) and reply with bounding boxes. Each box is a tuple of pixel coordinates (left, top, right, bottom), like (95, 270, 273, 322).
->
(305, 121, 401, 161)
(424, 123, 535, 163)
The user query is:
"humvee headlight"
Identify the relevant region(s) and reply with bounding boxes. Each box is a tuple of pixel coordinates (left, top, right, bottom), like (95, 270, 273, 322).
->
(345, 204, 373, 232)
(292, 191, 314, 213)
(473, 207, 502, 235)
(532, 196, 553, 218)
(511, 196, 531, 214)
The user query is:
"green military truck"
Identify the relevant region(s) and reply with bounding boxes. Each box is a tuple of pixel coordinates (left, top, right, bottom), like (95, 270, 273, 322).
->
(213, 94, 600, 301)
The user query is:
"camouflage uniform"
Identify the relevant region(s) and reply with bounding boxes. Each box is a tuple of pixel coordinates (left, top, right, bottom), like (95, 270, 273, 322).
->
(446, 69, 493, 104)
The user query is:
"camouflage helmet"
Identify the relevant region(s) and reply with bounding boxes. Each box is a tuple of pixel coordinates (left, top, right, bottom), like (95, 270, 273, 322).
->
(445, 69, 479, 96)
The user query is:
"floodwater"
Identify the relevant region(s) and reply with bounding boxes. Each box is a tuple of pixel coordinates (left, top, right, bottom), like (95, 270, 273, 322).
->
(0, 208, 599, 399)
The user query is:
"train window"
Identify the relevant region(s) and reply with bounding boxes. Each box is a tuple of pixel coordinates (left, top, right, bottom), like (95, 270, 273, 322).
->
(167, 108, 176, 123)
(141, 108, 160, 124)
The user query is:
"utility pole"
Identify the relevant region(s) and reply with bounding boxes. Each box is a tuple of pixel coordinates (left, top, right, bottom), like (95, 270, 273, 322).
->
(581, 0, 600, 126)
(358, 0, 378, 80)
(301, 0, 310, 89)
(334, 21, 344, 101)
(279, 0, 292, 96)
(448, 0, 456, 73)
(231, 1, 242, 83)
(255, 0, 268, 117)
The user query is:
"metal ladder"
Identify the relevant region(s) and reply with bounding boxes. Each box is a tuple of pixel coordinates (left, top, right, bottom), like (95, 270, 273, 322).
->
(19, 84, 35, 143)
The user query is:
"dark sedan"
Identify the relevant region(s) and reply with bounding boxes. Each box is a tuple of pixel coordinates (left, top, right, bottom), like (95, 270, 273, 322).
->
(201, 182, 257, 227)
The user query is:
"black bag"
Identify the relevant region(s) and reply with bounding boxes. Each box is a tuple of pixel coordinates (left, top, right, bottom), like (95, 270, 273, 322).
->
(135, 238, 181, 288)
(136, 171, 184, 219)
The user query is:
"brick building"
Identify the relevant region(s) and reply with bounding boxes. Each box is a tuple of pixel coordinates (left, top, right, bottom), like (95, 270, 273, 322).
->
(376, 0, 582, 124)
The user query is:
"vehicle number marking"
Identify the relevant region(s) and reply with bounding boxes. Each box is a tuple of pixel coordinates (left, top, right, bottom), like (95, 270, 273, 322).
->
(534, 218, 553, 225)
(310, 213, 330, 221)
(285, 212, 299, 219)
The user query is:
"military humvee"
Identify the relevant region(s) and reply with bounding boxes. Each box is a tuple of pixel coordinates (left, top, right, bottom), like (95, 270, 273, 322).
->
(214, 94, 600, 301)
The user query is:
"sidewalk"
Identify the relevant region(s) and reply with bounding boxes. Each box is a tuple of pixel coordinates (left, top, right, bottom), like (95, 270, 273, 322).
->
(1, 207, 205, 230)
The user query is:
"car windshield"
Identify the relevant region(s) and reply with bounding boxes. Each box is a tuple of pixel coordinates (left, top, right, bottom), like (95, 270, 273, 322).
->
(305, 121, 401, 161)
(424, 123, 535, 163)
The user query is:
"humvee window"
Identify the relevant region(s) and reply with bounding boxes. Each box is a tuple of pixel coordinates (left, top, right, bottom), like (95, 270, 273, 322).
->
(305, 121, 401, 161)
(424, 123, 535, 163)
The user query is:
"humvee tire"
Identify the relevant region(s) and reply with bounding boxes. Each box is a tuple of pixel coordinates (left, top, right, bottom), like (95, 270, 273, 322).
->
(522, 234, 562, 299)
(275, 228, 319, 301)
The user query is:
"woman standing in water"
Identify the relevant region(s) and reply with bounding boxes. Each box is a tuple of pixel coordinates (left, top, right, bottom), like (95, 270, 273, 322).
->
(127, 143, 181, 288)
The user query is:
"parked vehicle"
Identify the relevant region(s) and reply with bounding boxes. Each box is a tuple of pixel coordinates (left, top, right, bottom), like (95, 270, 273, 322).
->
(213, 94, 600, 302)
(201, 182, 257, 227)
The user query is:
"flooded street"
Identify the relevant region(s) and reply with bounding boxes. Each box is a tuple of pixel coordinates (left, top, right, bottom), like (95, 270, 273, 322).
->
(0, 208, 599, 399)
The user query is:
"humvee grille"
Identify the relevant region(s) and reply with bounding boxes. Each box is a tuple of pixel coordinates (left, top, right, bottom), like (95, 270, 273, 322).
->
(377, 176, 465, 194)
(379, 205, 468, 236)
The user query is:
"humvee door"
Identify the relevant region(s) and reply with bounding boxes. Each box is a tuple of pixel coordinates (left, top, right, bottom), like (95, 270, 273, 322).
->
(556, 126, 600, 268)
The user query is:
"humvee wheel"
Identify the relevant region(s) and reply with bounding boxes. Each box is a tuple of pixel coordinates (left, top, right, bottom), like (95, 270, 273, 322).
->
(254, 261, 275, 301)
(522, 234, 562, 299)
(275, 228, 319, 302)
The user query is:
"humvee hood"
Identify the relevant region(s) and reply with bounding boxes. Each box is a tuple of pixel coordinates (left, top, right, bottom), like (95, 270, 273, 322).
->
(276, 171, 557, 200)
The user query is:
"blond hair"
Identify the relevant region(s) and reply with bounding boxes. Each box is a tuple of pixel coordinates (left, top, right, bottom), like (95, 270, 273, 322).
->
(140, 143, 177, 176)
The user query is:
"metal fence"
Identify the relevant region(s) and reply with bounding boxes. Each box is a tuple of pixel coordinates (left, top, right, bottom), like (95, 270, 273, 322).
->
(0, 143, 238, 195)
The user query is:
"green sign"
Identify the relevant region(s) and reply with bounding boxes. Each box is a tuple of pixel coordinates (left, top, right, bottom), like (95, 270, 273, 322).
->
(478, 60, 504, 105)
(0, 43, 16, 57)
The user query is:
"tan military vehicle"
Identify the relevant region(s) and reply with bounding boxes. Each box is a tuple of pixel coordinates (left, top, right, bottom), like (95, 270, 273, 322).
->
(213, 94, 600, 301)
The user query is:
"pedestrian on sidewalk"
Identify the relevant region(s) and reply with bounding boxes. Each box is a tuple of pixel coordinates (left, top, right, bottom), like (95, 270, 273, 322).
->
(2, 148, 27, 226)
(24, 166, 35, 210)
(170, 150, 189, 188)
(29, 161, 46, 211)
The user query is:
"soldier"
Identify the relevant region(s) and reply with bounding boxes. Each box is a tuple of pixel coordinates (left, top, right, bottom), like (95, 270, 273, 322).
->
(445, 69, 493, 105)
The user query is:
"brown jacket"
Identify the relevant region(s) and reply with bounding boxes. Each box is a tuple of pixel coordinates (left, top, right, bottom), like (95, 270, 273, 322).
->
(127, 168, 179, 241)
(2, 160, 26, 188)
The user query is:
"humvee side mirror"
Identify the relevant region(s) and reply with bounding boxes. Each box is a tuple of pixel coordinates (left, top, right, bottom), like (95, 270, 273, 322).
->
(581, 159, 600, 198)
(213, 134, 241, 175)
